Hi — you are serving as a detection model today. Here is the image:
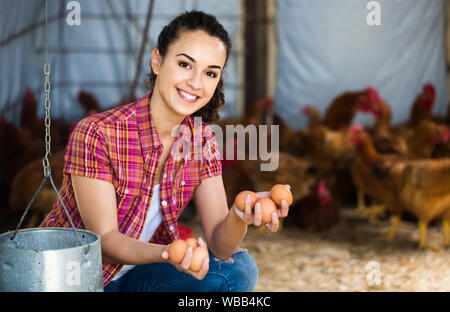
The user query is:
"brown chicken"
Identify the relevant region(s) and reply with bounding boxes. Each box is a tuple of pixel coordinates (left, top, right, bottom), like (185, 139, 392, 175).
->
(78, 89, 101, 116)
(295, 105, 357, 206)
(237, 152, 318, 231)
(322, 87, 382, 130)
(0, 115, 47, 186)
(350, 125, 450, 250)
(349, 125, 402, 220)
(9, 150, 65, 228)
(21, 88, 71, 153)
(360, 98, 409, 155)
(391, 83, 436, 139)
(285, 180, 338, 231)
(362, 98, 448, 158)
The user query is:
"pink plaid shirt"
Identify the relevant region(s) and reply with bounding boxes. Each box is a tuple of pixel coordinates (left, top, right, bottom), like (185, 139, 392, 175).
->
(40, 91, 222, 286)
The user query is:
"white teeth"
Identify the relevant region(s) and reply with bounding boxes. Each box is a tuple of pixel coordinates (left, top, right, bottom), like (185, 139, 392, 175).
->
(180, 90, 197, 100)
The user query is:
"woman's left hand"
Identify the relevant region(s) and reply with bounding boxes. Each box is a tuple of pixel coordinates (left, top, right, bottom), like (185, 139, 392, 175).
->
(232, 185, 291, 232)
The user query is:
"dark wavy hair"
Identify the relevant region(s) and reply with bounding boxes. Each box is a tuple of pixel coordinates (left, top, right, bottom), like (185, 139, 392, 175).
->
(147, 10, 232, 123)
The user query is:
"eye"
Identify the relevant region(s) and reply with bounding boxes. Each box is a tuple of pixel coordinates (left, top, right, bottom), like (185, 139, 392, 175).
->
(206, 71, 217, 78)
(179, 61, 191, 69)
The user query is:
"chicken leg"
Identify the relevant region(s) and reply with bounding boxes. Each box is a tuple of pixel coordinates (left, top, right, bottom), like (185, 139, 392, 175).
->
(357, 191, 386, 221)
(418, 221, 440, 252)
(376, 214, 400, 241)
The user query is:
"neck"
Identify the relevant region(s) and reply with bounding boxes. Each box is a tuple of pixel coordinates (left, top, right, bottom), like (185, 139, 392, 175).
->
(356, 136, 379, 163)
(150, 88, 186, 142)
(374, 107, 391, 133)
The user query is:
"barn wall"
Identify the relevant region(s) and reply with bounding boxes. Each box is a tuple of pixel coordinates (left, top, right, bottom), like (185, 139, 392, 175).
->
(447, 0, 450, 104)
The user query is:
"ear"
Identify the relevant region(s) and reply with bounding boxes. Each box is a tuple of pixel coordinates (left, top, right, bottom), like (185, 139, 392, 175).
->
(150, 48, 162, 75)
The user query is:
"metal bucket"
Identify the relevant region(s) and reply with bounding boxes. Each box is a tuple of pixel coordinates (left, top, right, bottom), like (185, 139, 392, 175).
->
(0, 227, 103, 292)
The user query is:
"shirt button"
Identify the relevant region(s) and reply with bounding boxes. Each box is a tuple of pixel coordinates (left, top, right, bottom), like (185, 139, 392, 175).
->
(161, 200, 167, 207)
(163, 173, 167, 179)
(169, 225, 174, 231)
(124, 189, 129, 194)
(181, 180, 185, 186)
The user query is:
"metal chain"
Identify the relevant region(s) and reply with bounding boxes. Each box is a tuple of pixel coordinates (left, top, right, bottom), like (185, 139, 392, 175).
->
(43, 62, 52, 177)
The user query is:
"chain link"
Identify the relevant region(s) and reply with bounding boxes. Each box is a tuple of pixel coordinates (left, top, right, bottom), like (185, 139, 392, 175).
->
(43, 61, 52, 177)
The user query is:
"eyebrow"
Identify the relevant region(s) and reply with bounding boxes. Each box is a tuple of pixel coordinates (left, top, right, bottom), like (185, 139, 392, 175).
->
(176, 53, 222, 70)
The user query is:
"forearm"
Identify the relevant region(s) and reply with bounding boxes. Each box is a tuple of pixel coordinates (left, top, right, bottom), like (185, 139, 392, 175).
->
(209, 207, 247, 260)
(100, 230, 168, 265)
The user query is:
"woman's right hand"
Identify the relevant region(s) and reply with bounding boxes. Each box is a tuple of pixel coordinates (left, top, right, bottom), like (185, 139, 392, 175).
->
(160, 237, 210, 280)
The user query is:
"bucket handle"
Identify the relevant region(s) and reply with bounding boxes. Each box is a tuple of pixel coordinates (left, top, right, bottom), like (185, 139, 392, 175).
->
(10, 174, 90, 255)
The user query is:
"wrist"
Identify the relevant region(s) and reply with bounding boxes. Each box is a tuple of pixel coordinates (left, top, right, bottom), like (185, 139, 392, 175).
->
(229, 204, 247, 226)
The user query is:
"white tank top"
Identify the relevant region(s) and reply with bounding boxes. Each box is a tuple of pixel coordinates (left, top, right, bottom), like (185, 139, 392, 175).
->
(112, 184, 163, 281)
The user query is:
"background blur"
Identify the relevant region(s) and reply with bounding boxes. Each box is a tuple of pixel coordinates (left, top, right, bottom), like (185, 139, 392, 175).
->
(1, 0, 450, 292)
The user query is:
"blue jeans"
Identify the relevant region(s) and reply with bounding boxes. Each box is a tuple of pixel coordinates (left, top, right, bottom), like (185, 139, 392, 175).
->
(104, 248, 258, 292)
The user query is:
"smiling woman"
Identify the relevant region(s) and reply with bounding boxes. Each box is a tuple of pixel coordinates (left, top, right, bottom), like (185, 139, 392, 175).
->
(37, 10, 291, 293)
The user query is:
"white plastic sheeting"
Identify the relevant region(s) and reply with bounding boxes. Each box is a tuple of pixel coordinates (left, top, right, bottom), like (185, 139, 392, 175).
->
(274, 0, 448, 130)
(0, 0, 240, 123)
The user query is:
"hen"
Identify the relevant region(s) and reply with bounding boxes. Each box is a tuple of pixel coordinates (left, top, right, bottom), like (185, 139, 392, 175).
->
(9, 150, 65, 228)
(350, 125, 450, 250)
(295, 105, 357, 206)
(362, 97, 448, 158)
(391, 83, 436, 139)
(285, 180, 338, 232)
(322, 87, 381, 130)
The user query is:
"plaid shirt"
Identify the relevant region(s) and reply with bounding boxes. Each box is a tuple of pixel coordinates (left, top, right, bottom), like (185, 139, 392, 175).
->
(40, 91, 222, 286)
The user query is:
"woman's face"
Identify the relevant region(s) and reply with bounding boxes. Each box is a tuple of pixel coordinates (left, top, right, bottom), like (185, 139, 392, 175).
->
(151, 30, 227, 118)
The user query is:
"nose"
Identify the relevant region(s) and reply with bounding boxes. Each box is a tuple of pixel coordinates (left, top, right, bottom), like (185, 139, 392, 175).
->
(187, 70, 202, 90)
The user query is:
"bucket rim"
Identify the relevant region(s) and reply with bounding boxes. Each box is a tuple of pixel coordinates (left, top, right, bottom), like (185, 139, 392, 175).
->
(0, 227, 101, 252)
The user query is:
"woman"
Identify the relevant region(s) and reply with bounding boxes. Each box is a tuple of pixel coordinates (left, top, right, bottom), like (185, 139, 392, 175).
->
(40, 10, 290, 292)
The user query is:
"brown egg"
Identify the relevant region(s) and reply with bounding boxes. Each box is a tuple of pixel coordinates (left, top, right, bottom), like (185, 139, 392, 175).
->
(270, 184, 293, 206)
(190, 246, 209, 272)
(258, 198, 277, 223)
(168, 239, 188, 264)
(185, 237, 198, 249)
(235, 190, 258, 211)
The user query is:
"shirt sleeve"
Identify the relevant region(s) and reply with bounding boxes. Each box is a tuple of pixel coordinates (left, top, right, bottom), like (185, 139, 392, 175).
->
(63, 118, 114, 183)
(200, 123, 223, 180)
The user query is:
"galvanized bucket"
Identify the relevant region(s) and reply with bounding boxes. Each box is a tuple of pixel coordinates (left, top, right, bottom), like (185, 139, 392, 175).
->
(0, 227, 103, 292)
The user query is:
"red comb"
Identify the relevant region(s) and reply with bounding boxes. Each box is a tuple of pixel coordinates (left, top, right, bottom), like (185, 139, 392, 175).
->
(423, 83, 436, 97)
(301, 105, 314, 115)
(366, 86, 382, 103)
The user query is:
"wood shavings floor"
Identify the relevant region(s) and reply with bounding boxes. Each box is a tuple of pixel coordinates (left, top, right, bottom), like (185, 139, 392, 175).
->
(183, 208, 450, 292)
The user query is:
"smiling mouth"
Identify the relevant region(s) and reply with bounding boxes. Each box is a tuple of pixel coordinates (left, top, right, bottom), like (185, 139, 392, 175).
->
(177, 88, 199, 103)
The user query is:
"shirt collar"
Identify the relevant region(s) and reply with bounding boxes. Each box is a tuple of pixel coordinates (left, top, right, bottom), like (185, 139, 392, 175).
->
(135, 91, 196, 158)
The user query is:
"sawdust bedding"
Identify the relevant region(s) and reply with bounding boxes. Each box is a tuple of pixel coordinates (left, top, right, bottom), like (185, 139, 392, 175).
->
(183, 208, 450, 292)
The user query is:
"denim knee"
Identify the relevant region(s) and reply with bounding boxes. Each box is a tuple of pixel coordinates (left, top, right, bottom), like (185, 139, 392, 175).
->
(224, 249, 259, 292)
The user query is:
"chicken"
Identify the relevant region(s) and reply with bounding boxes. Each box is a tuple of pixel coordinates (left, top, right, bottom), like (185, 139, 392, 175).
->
(405, 120, 449, 158)
(285, 180, 338, 231)
(391, 83, 436, 139)
(21, 88, 71, 153)
(361, 96, 448, 158)
(295, 105, 357, 206)
(236, 152, 318, 231)
(8, 150, 65, 228)
(322, 87, 381, 130)
(0, 115, 47, 186)
(77, 89, 101, 116)
(350, 125, 450, 250)
(349, 125, 402, 221)
(240, 152, 317, 203)
(272, 112, 301, 155)
(360, 98, 409, 155)
(218, 96, 275, 204)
